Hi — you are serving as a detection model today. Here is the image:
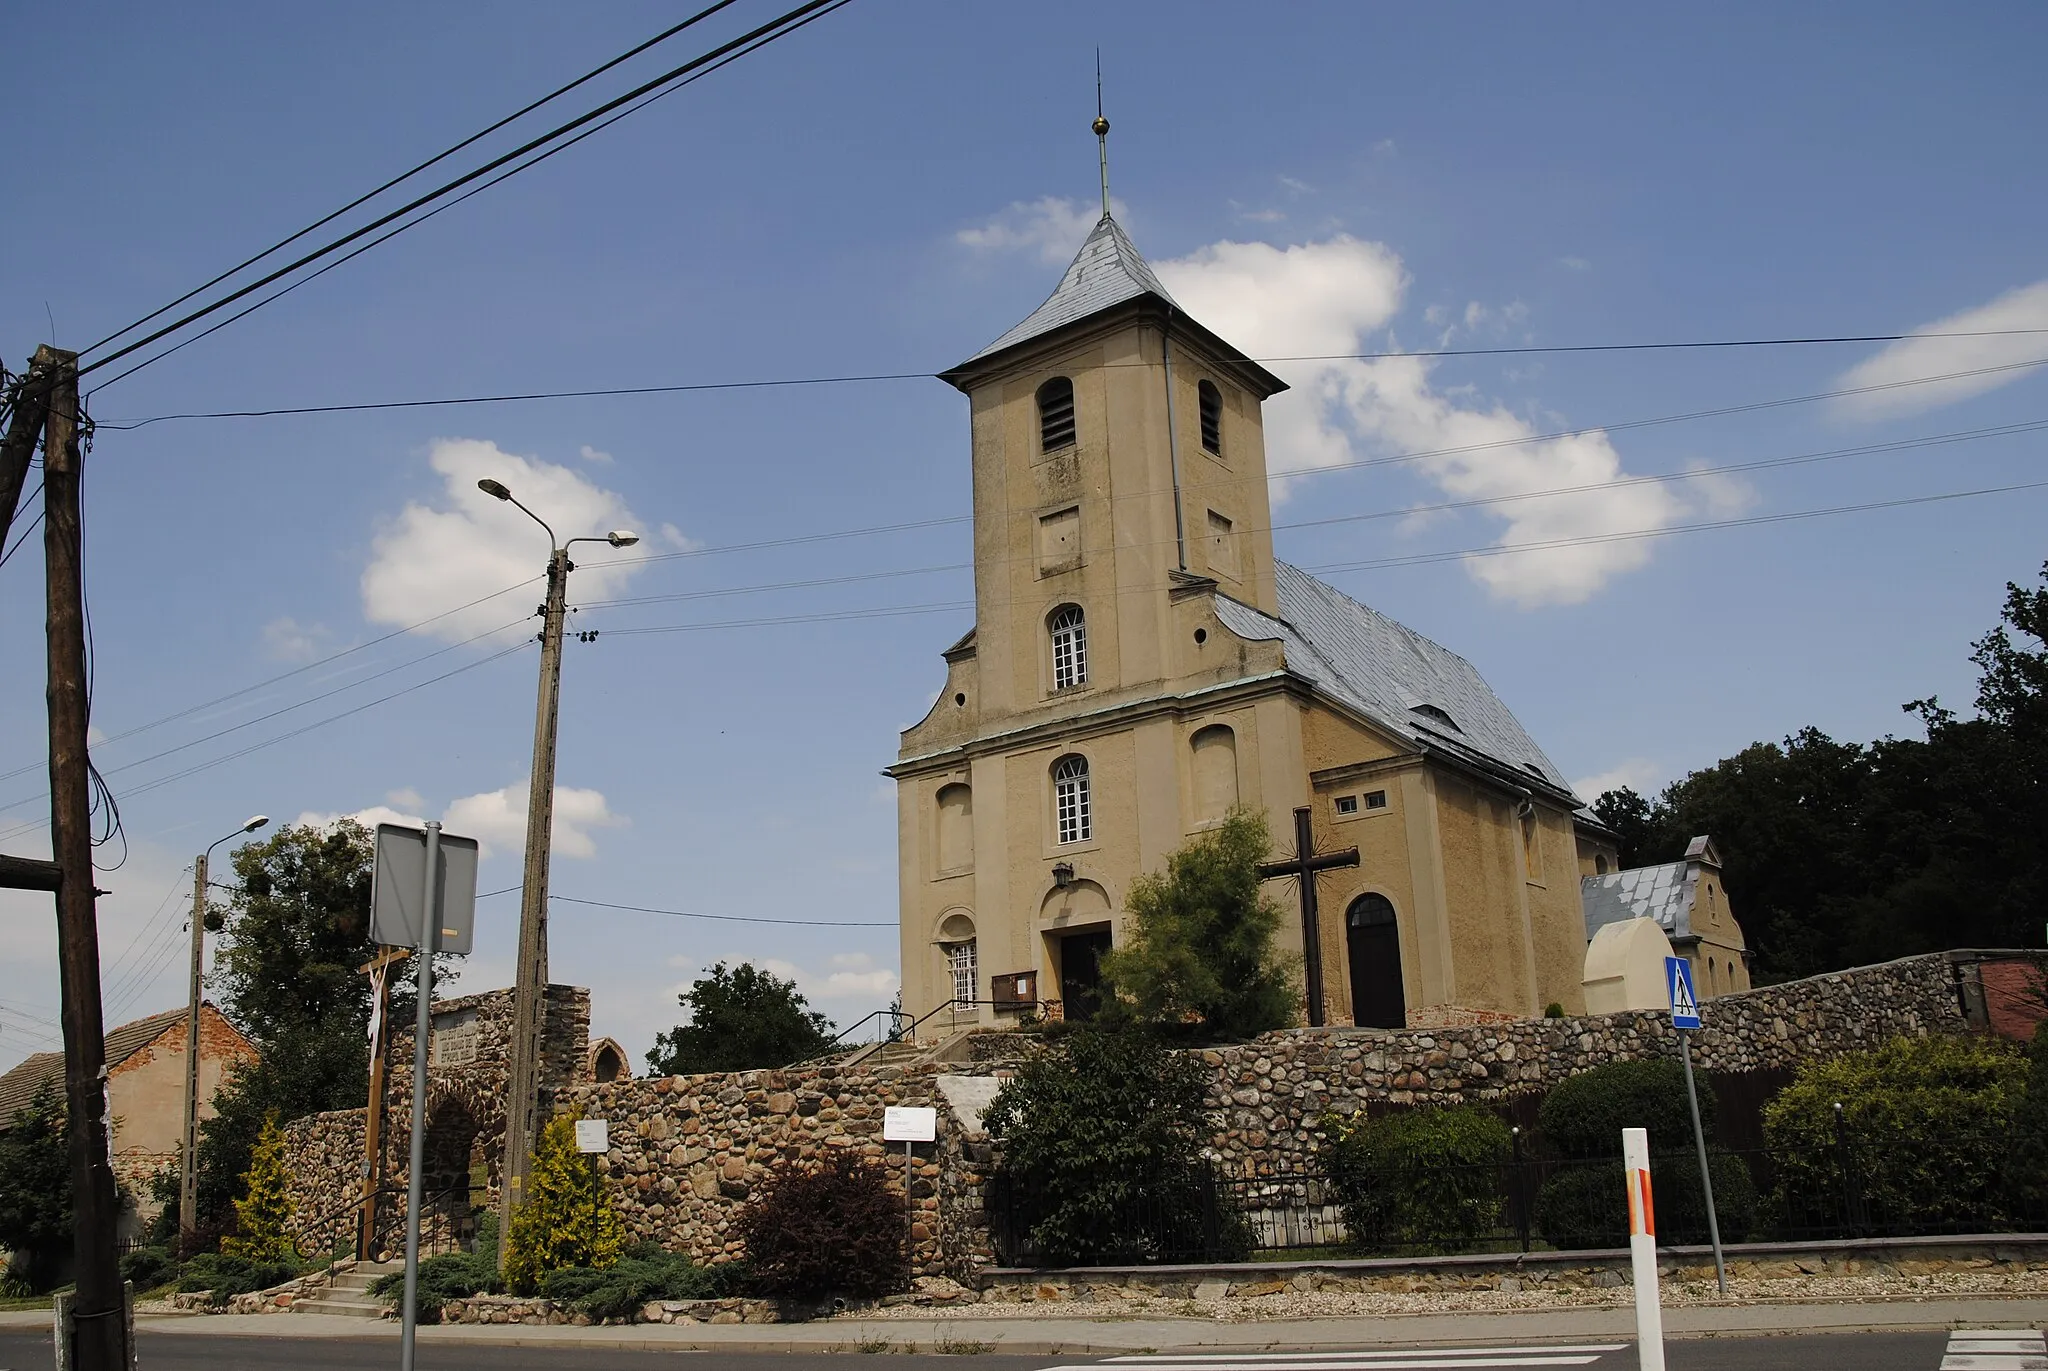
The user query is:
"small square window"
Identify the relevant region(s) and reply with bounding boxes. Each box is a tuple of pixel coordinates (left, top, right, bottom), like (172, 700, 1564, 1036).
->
(1364, 790, 1388, 811)
(1334, 795, 1359, 816)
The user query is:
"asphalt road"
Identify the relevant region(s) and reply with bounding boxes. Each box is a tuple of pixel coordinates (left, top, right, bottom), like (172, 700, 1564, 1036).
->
(0, 1329, 1974, 1371)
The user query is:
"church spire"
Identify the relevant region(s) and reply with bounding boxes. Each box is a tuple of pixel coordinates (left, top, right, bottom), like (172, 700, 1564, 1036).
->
(1093, 52, 1111, 220)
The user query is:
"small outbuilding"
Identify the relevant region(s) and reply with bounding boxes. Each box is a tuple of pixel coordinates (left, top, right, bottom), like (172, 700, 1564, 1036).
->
(1581, 835, 1751, 998)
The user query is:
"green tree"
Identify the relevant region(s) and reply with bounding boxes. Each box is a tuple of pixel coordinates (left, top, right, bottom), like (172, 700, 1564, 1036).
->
(0, 1081, 73, 1292)
(1321, 1106, 1510, 1253)
(1097, 808, 1297, 1041)
(504, 1112, 623, 1295)
(1589, 787, 1656, 870)
(982, 1026, 1236, 1265)
(645, 961, 836, 1074)
(196, 820, 447, 1231)
(221, 1111, 295, 1260)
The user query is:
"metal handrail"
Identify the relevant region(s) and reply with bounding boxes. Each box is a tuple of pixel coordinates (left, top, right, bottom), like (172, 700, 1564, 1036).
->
(796, 1006, 908, 1064)
(291, 1182, 474, 1260)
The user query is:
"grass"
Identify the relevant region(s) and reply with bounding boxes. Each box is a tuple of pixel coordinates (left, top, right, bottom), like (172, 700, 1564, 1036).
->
(934, 1335, 998, 1355)
(854, 1336, 897, 1353)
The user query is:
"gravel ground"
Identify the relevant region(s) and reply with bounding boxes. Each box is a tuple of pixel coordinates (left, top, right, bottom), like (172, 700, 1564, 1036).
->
(847, 1269, 2048, 1323)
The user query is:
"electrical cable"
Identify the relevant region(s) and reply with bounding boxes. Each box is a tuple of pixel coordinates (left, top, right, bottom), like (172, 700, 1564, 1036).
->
(551, 894, 893, 927)
(76, 0, 855, 385)
(77, 0, 747, 360)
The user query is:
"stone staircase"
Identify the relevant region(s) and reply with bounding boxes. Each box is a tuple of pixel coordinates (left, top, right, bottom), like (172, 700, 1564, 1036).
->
(292, 1261, 399, 1318)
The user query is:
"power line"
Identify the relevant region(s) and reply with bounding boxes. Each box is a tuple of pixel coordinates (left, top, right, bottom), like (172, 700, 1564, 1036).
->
(78, 0, 746, 360)
(551, 894, 893, 927)
(94, 339, 2048, 431)
(77, 0, 856, 386)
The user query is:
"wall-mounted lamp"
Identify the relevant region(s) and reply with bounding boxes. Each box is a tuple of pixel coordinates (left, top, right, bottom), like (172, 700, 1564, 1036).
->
(1051, 862, 1074, 888)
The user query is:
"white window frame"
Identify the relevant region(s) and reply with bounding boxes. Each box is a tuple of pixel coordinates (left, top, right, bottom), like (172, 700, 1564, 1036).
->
(1054, 754, 1092, 845)
(946, 938, 978, 1006)
(1050, 605, 1088, 691)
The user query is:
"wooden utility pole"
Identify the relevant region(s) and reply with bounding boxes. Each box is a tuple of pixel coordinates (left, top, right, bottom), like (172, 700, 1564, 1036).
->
(358, 946, 407, 1260)
(1, 356, 50, 548)
(40, 345, 129, 1369)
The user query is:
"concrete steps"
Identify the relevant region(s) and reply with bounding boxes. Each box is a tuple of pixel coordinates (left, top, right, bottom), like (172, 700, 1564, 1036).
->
(292, 1261, 399, 1318)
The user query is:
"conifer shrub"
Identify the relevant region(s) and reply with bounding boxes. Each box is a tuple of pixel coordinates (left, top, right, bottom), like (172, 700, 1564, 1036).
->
(1761, 1033, 2026, 1233)
(540, 1244, 736, 1321)
(220, 1111, 295, 1260)
(504, 1112, 625, 1295)
(736, 1147, 907, 1300)
(1320, 1106, 1510, 1253)
(174, 1251, 302, 1304)
(370, 1249, 504, 1322)
(119, 1244, 179, 1293)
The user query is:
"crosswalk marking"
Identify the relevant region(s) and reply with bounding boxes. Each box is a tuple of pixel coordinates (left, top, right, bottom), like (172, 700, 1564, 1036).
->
(1038, 1347, 1630, 1371)
(1104, 1352, 1628, 1364)
(1940, 1328, 2048, 1370)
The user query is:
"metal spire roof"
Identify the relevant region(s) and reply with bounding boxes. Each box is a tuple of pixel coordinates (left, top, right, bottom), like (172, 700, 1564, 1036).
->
(962, 214, 1178, 365)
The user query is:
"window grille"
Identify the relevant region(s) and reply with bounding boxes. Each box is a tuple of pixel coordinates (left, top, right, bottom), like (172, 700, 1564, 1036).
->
(1037, 377, 1076, 451)
(947, 939, 978, 1005)
(1054, 755, 1092, 844)
(1198, 379, 1223, 455)
(1050, 605, 1088, 690)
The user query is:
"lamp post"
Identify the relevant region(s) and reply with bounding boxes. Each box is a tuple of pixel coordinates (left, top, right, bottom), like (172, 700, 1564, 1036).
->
(475, 476, 636, 1266)
(180, 813, 268, 1248)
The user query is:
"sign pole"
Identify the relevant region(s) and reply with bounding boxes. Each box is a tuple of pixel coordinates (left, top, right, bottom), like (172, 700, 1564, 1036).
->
(1623, 1126, 1665, 1371)
(398, 822, 441, 1371)
(1679, 1029, 1728, 1293)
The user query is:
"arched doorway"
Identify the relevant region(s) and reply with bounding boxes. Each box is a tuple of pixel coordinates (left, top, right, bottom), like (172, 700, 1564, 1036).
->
(1346, 894, 1405, 1029)
(419, 1093, 484, 1254)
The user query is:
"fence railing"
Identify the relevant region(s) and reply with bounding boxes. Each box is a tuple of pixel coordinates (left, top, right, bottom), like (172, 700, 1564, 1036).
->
(987, 1143, 2048, 1268)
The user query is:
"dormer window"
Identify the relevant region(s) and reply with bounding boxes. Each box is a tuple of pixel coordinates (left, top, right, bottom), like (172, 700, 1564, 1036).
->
(1037, 377, 1076, 452)
(1198, 379, 1222, 455)
(1411, 704, 1460, 733)
(1050, 605, 1088, 690)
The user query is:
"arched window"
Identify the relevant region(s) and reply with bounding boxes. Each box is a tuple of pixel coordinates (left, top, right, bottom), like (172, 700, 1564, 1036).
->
(1037, 376, 1076, 452)
(1190, 724, 1239, 822)
(947, 938, 978, 1005)
(1594, 853, 1610, 875)
(1345, 894, 1405, 1029)
(1198, 379, 1223, 455)
(1050, 605, 1088, 690)
(1053, 754, 1092, 844)
(936, 783, 973, 872)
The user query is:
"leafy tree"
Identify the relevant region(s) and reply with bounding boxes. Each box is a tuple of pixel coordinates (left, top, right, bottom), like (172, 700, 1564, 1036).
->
(1589, 787, 1656, 870)
(221, 1110, 295, 1260)
(982, 1026, 1237, 1265)
(1097, 808, 1297, 1041)
(646, 961, 836, 1075)
(195, 820, 448, 1230)
(504, 1112, 623, 1294)
(0, 1081, 73, 1292)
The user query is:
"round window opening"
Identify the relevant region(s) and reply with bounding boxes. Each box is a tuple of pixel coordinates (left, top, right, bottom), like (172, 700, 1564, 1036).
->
(1193, 628, 1208, 644)
(954, 692, 967, 706)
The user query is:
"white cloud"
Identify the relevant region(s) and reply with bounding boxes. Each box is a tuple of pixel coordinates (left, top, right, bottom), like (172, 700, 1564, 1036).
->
(294, 803, 425, 832)
(361, 438, 660, 642)
(1278, 175, 1316, 194)
(1155, 235, 1690, 606)
(577, 444, 613, 464)
(443, 781, 625, 860)
(759, 952, 898, 1005)
(657, 522, 697, 552)
(1558, 256, 1592, 273)
(261, 616, 329, 663)
(1831, 279, 2048, 421)
(957, 196, 1128, 265)
(1572, 758, 1664, 801)
(386, 787, 425, 812)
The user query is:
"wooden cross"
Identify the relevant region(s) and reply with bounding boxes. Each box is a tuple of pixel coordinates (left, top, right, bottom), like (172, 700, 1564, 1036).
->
(1256, 805, 1359, 1028)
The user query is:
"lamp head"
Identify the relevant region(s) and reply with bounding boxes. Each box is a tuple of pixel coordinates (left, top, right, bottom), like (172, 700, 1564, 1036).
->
(477, 479, 512, 501)
(242, 815, 269, 833)
(606, 530, 640, 548)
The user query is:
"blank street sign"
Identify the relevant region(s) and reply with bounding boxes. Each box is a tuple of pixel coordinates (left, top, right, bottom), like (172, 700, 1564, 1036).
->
(883, 1106, 936, 1142)
(575, 1119, 609, 1155)
(369, 823, 479, 954)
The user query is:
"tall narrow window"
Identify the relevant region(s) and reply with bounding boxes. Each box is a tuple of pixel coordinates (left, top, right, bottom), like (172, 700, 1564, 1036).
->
(1050, 605, 1088, 690)
(1198, 379, 1223, 455)
(947, 939, 978, 1005)
(1037, 376, 1076, 452)
(935, 783, 973, 873)
(1054, 754, 1092, 844)
(1190, 725, 1239, 822)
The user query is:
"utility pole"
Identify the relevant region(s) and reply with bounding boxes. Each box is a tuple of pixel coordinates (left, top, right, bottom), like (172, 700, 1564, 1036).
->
(496, 544, 568, 1264)
(182, 816, 266, 1250)
(1, 355, 51, 548)
(40, 344, 128, 1370)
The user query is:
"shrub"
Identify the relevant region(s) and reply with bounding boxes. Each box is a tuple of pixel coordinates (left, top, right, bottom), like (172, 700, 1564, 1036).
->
(120, 1245, 179, 1292)
(504, 1112, 625, 1295)
(541, 1244, 736, 1321)
(175, 1251, 301, 1304)
(737, 1148, 907, 1300)
(220, 1111, 294, 1261)
(1321, 1107, 1510, 1253)
(983, 1025, 1243, 1266)
(1762, 1033, 2026, 1233)
(370, 1249, 504, 1323)
(2012, 1021, 2048, 1211)
(1537, 1059, 1705, 1159)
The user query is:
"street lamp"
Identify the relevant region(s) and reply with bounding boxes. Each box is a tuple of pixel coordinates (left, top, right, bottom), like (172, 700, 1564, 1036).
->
(180, 813, 267, 1248)
(474, 476, 636, 1264)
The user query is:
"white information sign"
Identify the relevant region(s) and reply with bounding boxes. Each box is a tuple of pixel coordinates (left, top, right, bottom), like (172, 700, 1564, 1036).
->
(1666, 956, 1702, 1029)
(882, 1106, 937, 1143)
(574, 1119, 610, 1155)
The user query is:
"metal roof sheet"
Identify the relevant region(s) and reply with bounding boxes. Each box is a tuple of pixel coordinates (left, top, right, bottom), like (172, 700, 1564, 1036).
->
(1580, 860, 1699, 940)
(1213, 561, 1572, 792)
(962, 214, 1177, 365)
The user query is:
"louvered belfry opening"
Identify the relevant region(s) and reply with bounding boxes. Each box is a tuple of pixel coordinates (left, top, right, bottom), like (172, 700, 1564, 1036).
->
(1198, 378, 1222, 455)
(1037, 376, 1076, 451)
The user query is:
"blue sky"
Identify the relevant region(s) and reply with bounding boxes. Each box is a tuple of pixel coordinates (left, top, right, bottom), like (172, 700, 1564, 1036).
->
(3, 1, 2045, 1072)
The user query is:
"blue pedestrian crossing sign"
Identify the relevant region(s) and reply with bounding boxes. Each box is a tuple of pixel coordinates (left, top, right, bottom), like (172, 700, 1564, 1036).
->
(1666, 956, 1702, 1029)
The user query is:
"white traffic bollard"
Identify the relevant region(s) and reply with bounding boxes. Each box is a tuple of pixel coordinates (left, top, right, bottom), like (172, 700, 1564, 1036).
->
(1624, 1126, 1665, 1371)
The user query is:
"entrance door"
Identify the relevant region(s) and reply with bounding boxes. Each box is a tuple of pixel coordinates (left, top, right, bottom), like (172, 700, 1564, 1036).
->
(1346, 894, 1405, 1029)
(1058, 928, 1113, 1022)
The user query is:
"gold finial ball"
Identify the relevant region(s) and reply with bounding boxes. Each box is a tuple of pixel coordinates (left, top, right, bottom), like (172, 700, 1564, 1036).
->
(1092, 116, 1110, 137)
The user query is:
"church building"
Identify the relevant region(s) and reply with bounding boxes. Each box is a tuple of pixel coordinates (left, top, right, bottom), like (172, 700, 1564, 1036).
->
(890, 184, 1622, 1035)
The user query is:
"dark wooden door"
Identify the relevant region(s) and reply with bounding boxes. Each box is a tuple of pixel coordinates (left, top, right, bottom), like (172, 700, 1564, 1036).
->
(1346, 894, 1406, 1029)
(1059, 928, 1113, 1022)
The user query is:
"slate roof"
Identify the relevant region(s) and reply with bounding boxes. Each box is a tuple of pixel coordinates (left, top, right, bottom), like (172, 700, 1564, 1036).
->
(1581, 860, 1701, 941)
(1214, 561, 1573, 795)
(962, 214, 1177, 366)
(0, 1006, 188, 1128)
